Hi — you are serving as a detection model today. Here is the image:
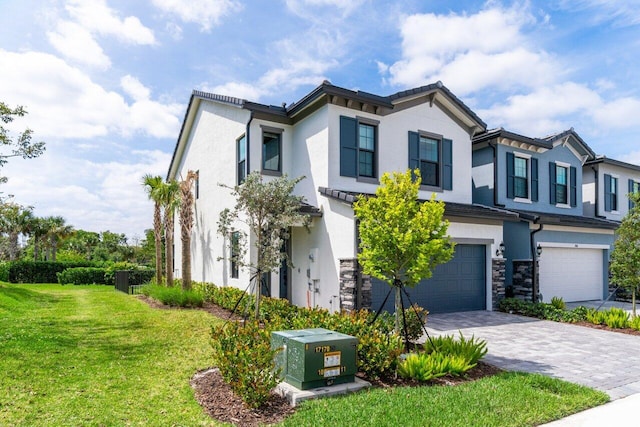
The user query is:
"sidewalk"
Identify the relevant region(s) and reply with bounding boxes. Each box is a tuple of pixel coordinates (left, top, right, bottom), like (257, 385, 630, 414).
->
(540, 393, 640, 426)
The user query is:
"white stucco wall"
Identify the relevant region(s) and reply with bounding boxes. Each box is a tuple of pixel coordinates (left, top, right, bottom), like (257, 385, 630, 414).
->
(592, 163, 640, 220)
(326, 102, 473, 204)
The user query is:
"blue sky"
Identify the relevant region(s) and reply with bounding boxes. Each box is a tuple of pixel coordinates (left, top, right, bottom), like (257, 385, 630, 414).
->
(1, 0, 639, 239)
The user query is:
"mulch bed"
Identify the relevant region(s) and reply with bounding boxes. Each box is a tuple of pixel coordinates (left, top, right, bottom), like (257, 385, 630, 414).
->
(136, 295, 502, 426)
(574, 321, 640, 336)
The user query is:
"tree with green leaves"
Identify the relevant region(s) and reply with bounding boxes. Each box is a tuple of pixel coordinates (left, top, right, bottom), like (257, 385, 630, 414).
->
(178, 170, 198, 291)
(142, 174, 164, 285)
(610, 192, 640, 317)
(353, 169, 454, 334)
(0, 102, 45, 185)
(0, 202, 33, 260)
(218, 172, 310, 319)
(43, 216, 74, 262)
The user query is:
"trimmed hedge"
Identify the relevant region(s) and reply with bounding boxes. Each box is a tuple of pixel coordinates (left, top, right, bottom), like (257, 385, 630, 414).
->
(57, 268, 108, 285)
(7, 261, 95, 283)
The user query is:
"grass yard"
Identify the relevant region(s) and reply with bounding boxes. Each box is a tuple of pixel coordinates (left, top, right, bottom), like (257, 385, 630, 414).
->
(0, 283, 220, 426)
(0, 283, 608, 427)
(281, 372, 608, 427)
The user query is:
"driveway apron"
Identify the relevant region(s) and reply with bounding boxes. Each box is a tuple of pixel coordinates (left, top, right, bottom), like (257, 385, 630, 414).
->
(422, 311, 640, 399)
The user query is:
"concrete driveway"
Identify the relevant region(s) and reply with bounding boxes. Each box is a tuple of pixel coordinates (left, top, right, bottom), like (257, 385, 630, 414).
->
(421, 311, 640, 399)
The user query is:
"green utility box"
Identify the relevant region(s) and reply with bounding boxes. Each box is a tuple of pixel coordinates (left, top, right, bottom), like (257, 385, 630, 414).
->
(271, 328, 358, 390)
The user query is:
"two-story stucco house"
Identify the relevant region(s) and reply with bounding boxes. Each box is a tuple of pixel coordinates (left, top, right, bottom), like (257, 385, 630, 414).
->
(167, 81, 518, 314)
(471, 128, 618, 303)
(583, 156, 640, 222)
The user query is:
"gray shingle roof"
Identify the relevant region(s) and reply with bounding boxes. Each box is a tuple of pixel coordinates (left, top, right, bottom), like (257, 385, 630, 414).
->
(509, 209, 619, 230)
(318, 187, 519, 221)
(585, 156, 640, 172)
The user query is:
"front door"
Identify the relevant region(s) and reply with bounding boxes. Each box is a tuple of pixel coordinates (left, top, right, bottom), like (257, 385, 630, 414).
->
(279, 236, 291, 300)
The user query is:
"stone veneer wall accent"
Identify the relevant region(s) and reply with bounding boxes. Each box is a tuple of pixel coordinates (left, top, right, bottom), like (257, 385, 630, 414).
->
(512, 260, 533, 301)
(492, 257, 506, 310)
(339, 258, 371, 312)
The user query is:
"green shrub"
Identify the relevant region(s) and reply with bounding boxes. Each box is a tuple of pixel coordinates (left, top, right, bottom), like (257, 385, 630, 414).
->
(7, 261, 95, 283)
(423, 332, 488, 366)
(103, 263, 155, 286)
(211, 320, 281, 408)
(498, 298, 589, 324)
(603, 308, 629, 329)
(141, 284, 204, 307)
(629, 316, 640, 331)
(398, 351, 475, 381)
(0, 262, 9, 282)
(192, 281, 217, 302)
(56, 267, 108, 285)
(551, 296, 566, 310)
(586, 308, 606, 325)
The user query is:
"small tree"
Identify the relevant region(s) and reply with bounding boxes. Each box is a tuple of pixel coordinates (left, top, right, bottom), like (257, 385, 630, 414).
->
(218, 172, 310, 319)
(610, 192, 640, 317)
(353, 169, 454, 334)
(0, 102, 46, 184)
(158, 180, 180, 286)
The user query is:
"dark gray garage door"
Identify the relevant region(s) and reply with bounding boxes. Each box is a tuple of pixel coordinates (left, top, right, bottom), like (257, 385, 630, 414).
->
(370, 244, 486, 314)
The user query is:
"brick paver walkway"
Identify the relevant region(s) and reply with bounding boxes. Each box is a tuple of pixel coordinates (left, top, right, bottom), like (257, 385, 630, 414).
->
(422, 311, 640, 399)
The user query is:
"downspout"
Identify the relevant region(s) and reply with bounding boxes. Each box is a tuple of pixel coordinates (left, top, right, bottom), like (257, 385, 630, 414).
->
(488, 142, 504, 207)
(246, 111, 253, 172)
(530, 220, 543, 303)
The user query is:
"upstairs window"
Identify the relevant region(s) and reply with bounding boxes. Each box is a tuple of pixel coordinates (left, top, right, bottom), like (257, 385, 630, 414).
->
(629, 179, 640, 209)
(507, 152, 538, 202)
(408, 131, 452, 190)
(514, 157, 528, 199)
(340, 116, 378, 181)
(556, 165, 568, 205)
(262, 132, 281, 173)
(237, 135, 247, 185)
(419, 136, 440, 187)
(195, 170, 200, 199)
(358, 123, 376, 178)
(604, 174, 618, 212)
(549, 162, 576, 207)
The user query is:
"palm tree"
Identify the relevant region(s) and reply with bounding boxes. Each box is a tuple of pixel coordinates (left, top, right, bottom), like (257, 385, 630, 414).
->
(179, 171, 198, 290)
(0, 203, 33, 260)
(142, 174, 164, 285)
(158, 180, 180, 287)
(29, 216, 49, 261)
(44, 216, 73, 262)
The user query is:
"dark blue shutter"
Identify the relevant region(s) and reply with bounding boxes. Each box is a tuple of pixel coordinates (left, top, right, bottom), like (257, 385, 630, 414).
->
(549, 162, 557, 205)
(604, 174, 612, 212)
(408, 131, 420, 181)
(630, 179, 635, 210)
(340, 116, 357, 177)
(570, 166, 577, 207)
(506, 152, 515, 199)
(442, 138, 453, 191)
(531, 158, 538, 202)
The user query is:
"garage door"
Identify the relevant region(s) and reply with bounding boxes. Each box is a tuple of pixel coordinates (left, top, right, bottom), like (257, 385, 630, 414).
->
(538, 247, 603, 303)
(370, 244, 486, 314)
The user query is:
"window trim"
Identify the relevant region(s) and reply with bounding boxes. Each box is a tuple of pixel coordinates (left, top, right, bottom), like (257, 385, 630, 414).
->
(513, 152, 531, 203)
(418, 132, 442, 189)
(195, 170, 200, 199)
(339, 115, 379, 181)
(609, 174, 619, 213)
(555, 161, 570, 208)
(357, 122, 377, 179)
(236, 134, 247, 185)
(261, 127, 283, 176)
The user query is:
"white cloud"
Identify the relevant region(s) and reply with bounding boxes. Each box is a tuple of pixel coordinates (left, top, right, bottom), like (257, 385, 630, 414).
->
(0, 50, 183, 139)
(65, 0, 156, 45)
(151, 0, 242, 31)
(206, 30, 340, 101)
(47, 22, 111, 69)
(47, 0, 156, 68)
(479, 82, 602, 135)
(386, 4, 555, 95)
(285, 0, 366, 19)
(558, 0, 640, 27)
(2, 148, 172, 238)
(165, 22, 183, 40)
(591, 97, 640, 129)
(121, 75, 151, 102)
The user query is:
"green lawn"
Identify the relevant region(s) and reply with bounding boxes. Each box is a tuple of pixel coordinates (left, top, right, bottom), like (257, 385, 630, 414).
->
(0, 283, 608, 427)
(0, 283, 220, 426)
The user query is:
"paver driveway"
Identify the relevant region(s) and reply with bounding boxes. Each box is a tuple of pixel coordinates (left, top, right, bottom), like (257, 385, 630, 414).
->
(422, 311, 640, 399)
